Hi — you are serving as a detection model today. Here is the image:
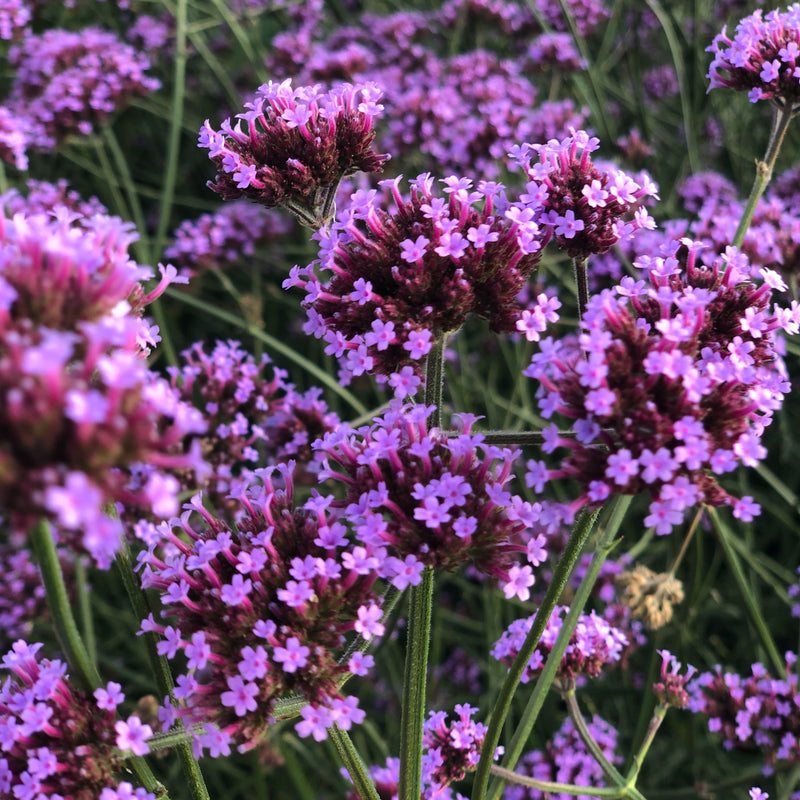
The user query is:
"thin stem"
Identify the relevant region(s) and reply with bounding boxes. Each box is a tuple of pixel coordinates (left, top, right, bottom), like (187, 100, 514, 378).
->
(329, 725, 381, 800)
(398, 567, 434, 800)
(564, 690, 628, 788)
(708, 507, 784, 675)
(29, 519, 166, 797)
(424, 334, 448, 428)
(732, 102, 795, 250)
(153, 0, 188, 260)
(668, 507, 702, 577)
(115, 537, 209, 800)
(573, 256, 589, 325)
(626, 706, 667, 785)
(491, 764, 622, 797)
(74, 556, 96, 664)
(472, 506, 602, 800)
(482, 495, 633, 800)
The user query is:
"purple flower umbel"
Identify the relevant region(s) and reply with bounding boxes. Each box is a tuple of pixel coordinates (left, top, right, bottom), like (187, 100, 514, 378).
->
(708, 5, 800, 107)
(199, 79, 389, 227)
(285, 174, 545, 381)
(139, 465, 382, 752)
(0, 640, 155, 800)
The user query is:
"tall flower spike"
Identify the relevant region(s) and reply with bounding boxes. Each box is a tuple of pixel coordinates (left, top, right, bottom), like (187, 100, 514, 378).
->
(525, 239, 799, 535)
(707, 5, 800, 108)
(199, 80, 389, 227)
(138, 465, 382, 753)
(0, 640, 155, 800)
(285, 174, 547, 381)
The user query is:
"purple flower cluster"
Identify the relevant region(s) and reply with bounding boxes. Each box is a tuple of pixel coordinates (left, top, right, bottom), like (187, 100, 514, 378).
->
(138, 466, 383, 752)
(525, 239, 799, 534)
(0, 105, 29, 170)
(199, 80, 389, 227)
(689, 653, 800, 768)
(512, 129, 658, 259)
(654, 650, 696, 710)
(285, 174, 547, 383)
(315, 402, 548, 598)
(532, 0, 610, 37)
(503, 715, 620, 800)
(0, 0, 29, 40)
(7, 27, 160, 146)
(1, 178, 108, 219)
(345, 704, 501, 800)
(0, 640, 155, 800)
(422, 704, 497, 799)
(491, 605, 628, 687)
(167, 339, 340, 505)
(0, 210, 206, 565)
(165, 201, 293, 276)
(707, 5, 800, 106)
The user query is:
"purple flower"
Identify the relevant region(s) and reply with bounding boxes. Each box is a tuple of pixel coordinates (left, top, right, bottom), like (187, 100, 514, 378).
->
(707, 6, 800, 107)
(513, 129, 659, 258)
(689, 653, 800, 768)
(288, 175, 544, 381)
(491, 605, 627, 687)
(0, 640, 155, 800)
(200, 80, 389, 227)
(503, 715, 620, 800)
(525, 239, 797, 535)
(139, 465, 382, 751)
(7, 27, 160, 147)
(315, 402, 548, 591)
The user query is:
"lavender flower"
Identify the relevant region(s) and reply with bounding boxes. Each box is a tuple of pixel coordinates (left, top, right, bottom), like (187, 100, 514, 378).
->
(285, 174, 547, 381)
(654, 650, 696, 709)
(525, 239, 799, 534)
(0, 211, 206, 565)
(167, 339, 340, 505)
(512, 129, 659, 259)
(315, 402, 548, 599)
(165, 201, 293, 276)
(689, 653, 800, 767)
(503, 716, 621, 800)
(491, 605, 628, 687)
(1, 178, 108, 218)
(0, 0, 30, 40)
(707, 5, 800, 106)
(0, 640, 155, 800)
(0, 105, 28, 170)
(138, 466, 382, 752)
(199, 80, 389, 227)
(7, 27, 160, 146)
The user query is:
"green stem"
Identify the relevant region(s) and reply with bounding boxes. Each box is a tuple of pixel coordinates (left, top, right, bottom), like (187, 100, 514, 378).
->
(626, 706, 667, 786)
(491, 764, 622, 797)
(472, 506, 601, 800)
(481, 495, 633, 800)
(398, 567, 434, 800)
(153, 0, 187, 260)
(115, 538, 209, 800)
(732, 102, 795, 250)
(708, 507, 784, 675)
(573, 256, 589, 325)
(30, 518, 102, 692)
(329, 725, 382, 800)
(74, 556, 96, 664)
(29, 519, 166, 797)
(564, 690, 627, 786)
(424, 333, 448, 428)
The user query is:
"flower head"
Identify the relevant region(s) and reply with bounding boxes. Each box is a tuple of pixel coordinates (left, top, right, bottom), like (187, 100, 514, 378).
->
(200, 80, 389, 227)
(513, 129, 659, 258)
(653, 650, 696, 709)
(139, 465, 382, 752)
(525, 239, 796, 535)
(315, 402, 547, 594)
(0, 640, 155, 800)
(287, 175, 545, 380)
(491, 605, 628, 687)
(707, 6, 800, 107)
